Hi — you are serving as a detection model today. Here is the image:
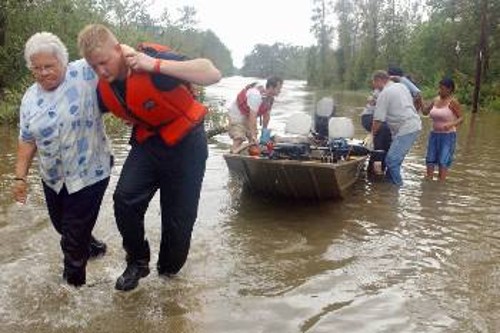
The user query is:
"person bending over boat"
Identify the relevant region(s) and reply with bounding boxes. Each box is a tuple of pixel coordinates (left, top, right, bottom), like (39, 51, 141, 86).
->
(371, 70, 422, 186)
(360, 88, 391, 174)
(228, 76, 283, 153)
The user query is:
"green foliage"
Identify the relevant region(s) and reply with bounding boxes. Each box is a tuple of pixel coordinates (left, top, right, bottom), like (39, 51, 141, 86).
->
(308, 0, 335, 88)
(0, 77, 32, 124)
(304, 0, 500, 109)
(240, 43, 308, 80)
(485, 96, 500, 112)
(0, 0, 235, 123)
(204, 100, 228, 138)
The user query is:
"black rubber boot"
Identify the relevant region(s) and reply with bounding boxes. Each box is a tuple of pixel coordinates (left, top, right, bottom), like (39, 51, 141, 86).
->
(115, 240, 150, 291)
(63, 268, 85, 287)
(115, 263, 150, 291)
(89, 236, 107, 259)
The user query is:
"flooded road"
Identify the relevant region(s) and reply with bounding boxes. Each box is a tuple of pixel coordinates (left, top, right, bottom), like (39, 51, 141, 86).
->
(0, 77, 499, 332)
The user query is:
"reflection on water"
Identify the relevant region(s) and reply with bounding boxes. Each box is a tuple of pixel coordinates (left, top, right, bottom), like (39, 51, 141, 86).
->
(0, 77, 499, 332)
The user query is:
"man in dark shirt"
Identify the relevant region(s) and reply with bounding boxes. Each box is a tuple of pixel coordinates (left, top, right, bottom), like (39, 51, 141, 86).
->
(78, 24, 221, 291)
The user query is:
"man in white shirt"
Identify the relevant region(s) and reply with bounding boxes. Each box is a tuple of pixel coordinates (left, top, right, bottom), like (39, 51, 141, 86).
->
(227, 76, 283, 153)
(372, 70, 422, 186)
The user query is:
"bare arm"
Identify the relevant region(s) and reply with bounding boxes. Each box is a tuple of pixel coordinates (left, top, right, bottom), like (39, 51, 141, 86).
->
(445, 99, 464, 129)
(247, 112, 258, 143)
(156, 58, 221, 86)
(12, 141, 37, 203)
(413, 94, 424, 113)
(422, 97, 436, 116)
(122, 45, 221, 86)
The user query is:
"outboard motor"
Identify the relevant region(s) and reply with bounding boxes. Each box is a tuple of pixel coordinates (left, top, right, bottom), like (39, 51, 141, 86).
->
(328, 138, 351, 161)
(314, 97, 336, 139)
(326, 117, 355, 161)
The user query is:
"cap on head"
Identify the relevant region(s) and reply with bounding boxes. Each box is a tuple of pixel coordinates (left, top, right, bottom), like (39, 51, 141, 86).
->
(388, 66, 404, 76)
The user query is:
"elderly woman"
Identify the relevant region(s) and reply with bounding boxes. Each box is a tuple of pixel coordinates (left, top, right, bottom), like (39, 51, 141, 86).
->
(12, 32, 112, 287)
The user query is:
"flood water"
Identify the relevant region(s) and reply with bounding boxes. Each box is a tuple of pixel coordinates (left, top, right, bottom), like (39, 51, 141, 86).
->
(0, 76, 499, 333)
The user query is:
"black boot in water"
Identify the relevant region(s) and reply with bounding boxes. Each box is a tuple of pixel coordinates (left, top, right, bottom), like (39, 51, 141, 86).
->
(89, 236, 107, 259)
(115, 263, 150, 291)
(63, 268, 85, 287)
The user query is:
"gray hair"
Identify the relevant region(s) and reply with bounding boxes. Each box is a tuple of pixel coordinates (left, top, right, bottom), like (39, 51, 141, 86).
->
(24, 32, 69, 68)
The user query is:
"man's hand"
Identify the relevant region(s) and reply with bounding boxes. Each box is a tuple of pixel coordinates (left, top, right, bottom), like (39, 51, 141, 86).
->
(121, 44, 156, 73)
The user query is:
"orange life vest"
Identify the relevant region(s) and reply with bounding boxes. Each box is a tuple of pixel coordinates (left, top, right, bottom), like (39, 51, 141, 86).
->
(98, 72, 207, 146)
(236, 83, 273, 117)
(137, 42, 170, 53)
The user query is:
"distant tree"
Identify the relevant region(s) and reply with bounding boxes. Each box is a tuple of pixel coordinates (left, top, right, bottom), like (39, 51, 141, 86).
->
(0, 0, 235, 116)
(175, 6, 198, 32)
(240, 43, 308, 80)
(309, 0, 335, 88)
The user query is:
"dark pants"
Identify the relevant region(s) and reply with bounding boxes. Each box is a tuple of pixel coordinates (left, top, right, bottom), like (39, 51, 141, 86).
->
(114, 125, 208, 274)
(361, 114, 392, 171)
(43, 177, 109, 285)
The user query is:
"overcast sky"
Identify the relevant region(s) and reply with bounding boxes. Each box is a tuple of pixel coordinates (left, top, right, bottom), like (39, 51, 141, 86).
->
(151, 0, 317, 67)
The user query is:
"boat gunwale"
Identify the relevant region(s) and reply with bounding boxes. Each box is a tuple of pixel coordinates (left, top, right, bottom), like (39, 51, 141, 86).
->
(222, 153, 367, 169)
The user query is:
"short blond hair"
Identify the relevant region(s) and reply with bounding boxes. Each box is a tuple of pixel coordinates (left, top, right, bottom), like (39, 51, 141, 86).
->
(77, 24, 118, 59)
(372, 70, 389, 81)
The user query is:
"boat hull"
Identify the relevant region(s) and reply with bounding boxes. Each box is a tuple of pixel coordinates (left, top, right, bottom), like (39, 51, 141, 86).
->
(223, 154, 367, 200)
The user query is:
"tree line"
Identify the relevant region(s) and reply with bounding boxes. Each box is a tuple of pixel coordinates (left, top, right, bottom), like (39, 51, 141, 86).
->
(241, 0, 500, 110)
(1, 0, 499, 123)
(0, 0, 235, 122)
(306, 0, 500, 110)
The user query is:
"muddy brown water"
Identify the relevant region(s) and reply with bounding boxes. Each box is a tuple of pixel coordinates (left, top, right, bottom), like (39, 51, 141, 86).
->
(0, 77, 499, 333)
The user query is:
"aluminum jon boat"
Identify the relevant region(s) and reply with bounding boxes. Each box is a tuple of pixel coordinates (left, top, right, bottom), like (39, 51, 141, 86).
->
(224, 105, 370, 200)
(223, 151, 367, 200)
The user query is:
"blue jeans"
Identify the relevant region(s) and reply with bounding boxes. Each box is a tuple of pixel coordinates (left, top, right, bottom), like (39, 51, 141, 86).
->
(114, 124, 208, 274)
(426, 132, 456, 168)
(385, 130, 420, 186)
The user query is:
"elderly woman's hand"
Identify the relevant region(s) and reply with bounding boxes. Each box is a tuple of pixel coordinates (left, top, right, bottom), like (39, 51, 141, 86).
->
(12, 179, 28, 204)
(121, 44, 156, 73)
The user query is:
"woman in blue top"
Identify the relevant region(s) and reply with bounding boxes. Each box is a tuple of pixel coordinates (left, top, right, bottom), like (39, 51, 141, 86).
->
(12, 32, 112, 287)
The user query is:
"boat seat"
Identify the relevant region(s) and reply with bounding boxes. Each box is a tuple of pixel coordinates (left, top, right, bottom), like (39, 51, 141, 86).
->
(274, 113, 311, 144)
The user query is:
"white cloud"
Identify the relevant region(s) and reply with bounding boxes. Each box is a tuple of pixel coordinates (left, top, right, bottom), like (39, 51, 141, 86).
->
(150, 0, 316, 67)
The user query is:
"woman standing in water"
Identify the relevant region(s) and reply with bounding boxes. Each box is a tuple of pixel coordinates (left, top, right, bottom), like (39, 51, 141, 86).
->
(423, 78, 464, 181)
(12, 32, 112, 287)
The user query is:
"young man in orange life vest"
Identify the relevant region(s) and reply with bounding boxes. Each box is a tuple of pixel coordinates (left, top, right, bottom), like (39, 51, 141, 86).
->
(228, 76, 283, 153)
(78, 24, 221, 291)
